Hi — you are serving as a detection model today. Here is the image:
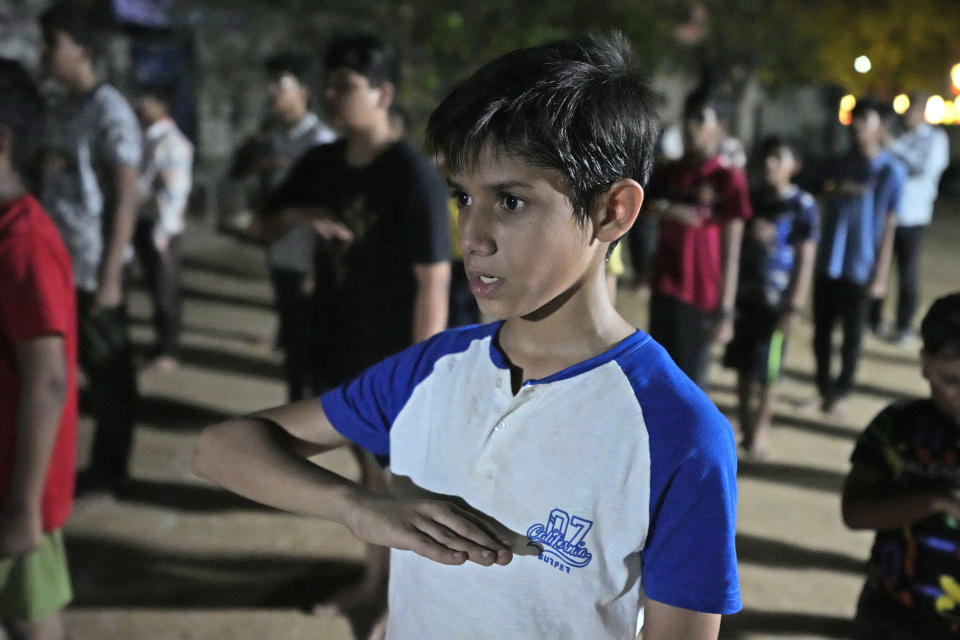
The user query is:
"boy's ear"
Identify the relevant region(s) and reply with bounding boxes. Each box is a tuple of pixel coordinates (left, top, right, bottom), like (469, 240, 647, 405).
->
(593, 179, 644, 244)
(376, 82, 395, 111)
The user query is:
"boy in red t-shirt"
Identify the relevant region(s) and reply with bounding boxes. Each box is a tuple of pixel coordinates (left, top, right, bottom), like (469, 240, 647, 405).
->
(0, 59, 78, 640)
(644, 85, 752, 387)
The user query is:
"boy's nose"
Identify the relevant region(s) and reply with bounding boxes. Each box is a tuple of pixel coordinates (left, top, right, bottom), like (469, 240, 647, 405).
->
(459, 210, 495, 256)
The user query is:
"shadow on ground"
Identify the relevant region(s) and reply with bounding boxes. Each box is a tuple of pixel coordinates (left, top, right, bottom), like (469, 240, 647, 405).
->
(720, 609, 853, 639)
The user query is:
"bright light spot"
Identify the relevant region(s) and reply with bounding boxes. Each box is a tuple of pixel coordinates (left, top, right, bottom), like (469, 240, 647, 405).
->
(944, 100, 957, 125)
(854, 55, 872, 74)
(893, 94, 910, 114)
(839, 94, 857, 112)
(952, 63, 960, 91)
(925, 95, 946, 125)
(839, 109, 853, 126)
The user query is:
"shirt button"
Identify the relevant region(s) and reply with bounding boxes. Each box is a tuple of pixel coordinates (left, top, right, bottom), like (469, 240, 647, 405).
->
(495, 421, 505, 431)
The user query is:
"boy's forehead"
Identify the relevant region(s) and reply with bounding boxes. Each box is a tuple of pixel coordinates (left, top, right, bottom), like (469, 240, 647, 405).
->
(448, 147, 569, 191)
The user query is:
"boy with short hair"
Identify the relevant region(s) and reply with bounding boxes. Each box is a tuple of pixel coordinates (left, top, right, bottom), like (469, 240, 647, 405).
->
(645, 85, 752, 388)
(0, 58, 78, 640)
(38, 1, 142, 494)
(724, 135, 819, 458)
(133, 83, 194, 372)
(811, 97, 905, 416)
(842, 292, 960, 639)
(195, 34, 739, 639)
(231, 52, 337, 401)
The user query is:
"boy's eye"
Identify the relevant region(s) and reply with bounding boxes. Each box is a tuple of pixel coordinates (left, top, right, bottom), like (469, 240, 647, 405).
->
(453, 191, 471, 208)
(500, 194, 523, 211)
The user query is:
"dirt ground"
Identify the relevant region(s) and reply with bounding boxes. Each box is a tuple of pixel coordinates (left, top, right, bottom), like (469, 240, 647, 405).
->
(39, 198, 960, 639)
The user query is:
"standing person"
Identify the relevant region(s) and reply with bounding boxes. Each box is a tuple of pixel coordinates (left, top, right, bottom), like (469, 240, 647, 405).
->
(645, 85, 752, 388)
(0, 58, 78, 640)
(230, 52, 336, 401)
(38, 2, 142, 495)
(133, 83, 194, 373)
(809, 97, 905, 416)
(195, 33, 740, 640)
(257, 34, 451, 614)
(842, 292, 960, 640)
(869, 92, 950, 344)
(723, 135, 818, 458)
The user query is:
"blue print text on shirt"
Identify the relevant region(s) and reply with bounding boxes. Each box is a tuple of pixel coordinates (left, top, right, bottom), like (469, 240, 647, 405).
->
(528, 508, 594, 573)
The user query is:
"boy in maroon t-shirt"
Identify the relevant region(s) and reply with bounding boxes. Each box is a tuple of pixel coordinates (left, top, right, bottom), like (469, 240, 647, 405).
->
(0, 59, 78, 640)
(644, 85, 752, 387)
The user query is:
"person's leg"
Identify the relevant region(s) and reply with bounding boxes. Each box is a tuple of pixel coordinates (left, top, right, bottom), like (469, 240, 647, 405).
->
(272, 268, 308, 402)
(735, 370, 754, 442)
(77, 290, 139, 486)
(834, 280, 869, 403)
(154, 232, 183, 359)
(133, 220, 162, 354)
(894, 225, 924, 337)
(811, 276, 838, 406)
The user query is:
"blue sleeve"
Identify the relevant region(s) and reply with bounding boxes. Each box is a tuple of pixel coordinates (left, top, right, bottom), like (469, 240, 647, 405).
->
(320, 339, 437, 458)
(877, 160, 905, 219)
(640, 378, 741, 614)
(793, 191, 820, 244)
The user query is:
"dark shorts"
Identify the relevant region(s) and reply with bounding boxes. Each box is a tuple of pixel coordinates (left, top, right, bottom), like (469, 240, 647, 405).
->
(723, 303, 787, 384)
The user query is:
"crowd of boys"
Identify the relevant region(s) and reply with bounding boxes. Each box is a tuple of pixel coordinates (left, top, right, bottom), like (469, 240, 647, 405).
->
(1, 2, 956, 639)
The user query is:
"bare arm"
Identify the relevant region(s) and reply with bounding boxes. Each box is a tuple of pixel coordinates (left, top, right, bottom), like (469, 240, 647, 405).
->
(96, 165, 139, 308)
(778, 238, 817, 333)
(642, 598, 722, 640)
(193, 399, 516, 566)
(868, 212, 897, 298)
(411, 262, 451, 343)
(711, 218, 744, 344)
(842, 463, 960, 530)
(0, 336, 68, 557)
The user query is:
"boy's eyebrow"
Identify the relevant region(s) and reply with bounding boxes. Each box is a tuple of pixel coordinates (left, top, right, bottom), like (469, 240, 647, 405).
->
(446, 178, 535, 192)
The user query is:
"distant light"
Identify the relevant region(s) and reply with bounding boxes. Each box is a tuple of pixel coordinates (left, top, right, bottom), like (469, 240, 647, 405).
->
(952, 63, 960, 92)
(893, 94, 910, 114)
(839, 109, 853, 126)
(944, 100, 957, 125)
(926, 95, 946, 125)
(839, 94, 857, 112)
(854, 55, 872, 74)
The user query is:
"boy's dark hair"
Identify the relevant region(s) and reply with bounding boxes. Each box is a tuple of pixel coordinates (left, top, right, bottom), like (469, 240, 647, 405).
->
(425, 32, 660, 224)
(136, 82, 176, 109)
(921, 292, 960, 358)
(760, 134, 804, 164)
(0, 58, 44, 173)
(684, 83, 733, 126)
(324, 35, 399, 88)
(851, 95, 890, 121)
(265, 52, 312, 85)
(39, 2, 100, 59)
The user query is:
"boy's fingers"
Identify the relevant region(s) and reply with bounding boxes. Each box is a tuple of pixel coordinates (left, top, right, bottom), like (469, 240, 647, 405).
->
(413, 519, 498, 565)
(404, 531, 468, 566)
(429, 505, 508, 550)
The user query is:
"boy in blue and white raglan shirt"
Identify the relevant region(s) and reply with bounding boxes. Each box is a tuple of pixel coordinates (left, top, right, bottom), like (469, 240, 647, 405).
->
(195, 34, 740, 640)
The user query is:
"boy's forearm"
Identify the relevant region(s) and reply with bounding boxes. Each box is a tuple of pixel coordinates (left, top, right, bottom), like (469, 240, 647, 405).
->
(411, 261, 451, 343)
(8, 337, 68, 512)
(719, 219, 744, 314)
(194, 416, 364, 526)
(842, 489, 949, 530)
(643, 598, 721, 640)
(99, 165, 139, 302)
(869, 212, 897, 294)
(785, 240, 817, 311)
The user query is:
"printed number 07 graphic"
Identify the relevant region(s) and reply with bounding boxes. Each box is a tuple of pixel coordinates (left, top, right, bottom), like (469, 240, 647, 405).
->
(547, 508, 593, 546)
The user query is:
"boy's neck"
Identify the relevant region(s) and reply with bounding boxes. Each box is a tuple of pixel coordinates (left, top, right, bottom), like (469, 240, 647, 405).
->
(345, 115, 400, 167)
(66, 64, 98, 96)
(498, 268, 634, 387)
(280, 104, 309, 128)
(0, 169, 26, 206)
(766, 181, 794, 198)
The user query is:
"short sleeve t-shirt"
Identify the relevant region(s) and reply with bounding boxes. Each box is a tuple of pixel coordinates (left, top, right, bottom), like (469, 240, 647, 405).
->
(738, 185, 820, 309)
(267, 138, 451, 382)
(40, 83, 142, 292)
(0, 194, 78, 532)
(817, 150, 906, 285)
(321, 323, 741, 639)
(850, 400, 960, 635)
(649, 156, 753, 313)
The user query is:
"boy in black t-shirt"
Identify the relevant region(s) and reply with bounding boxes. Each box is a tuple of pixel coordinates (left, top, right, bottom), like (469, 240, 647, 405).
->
(843, 292, 960, 639)
(257, 34, 451, 618)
